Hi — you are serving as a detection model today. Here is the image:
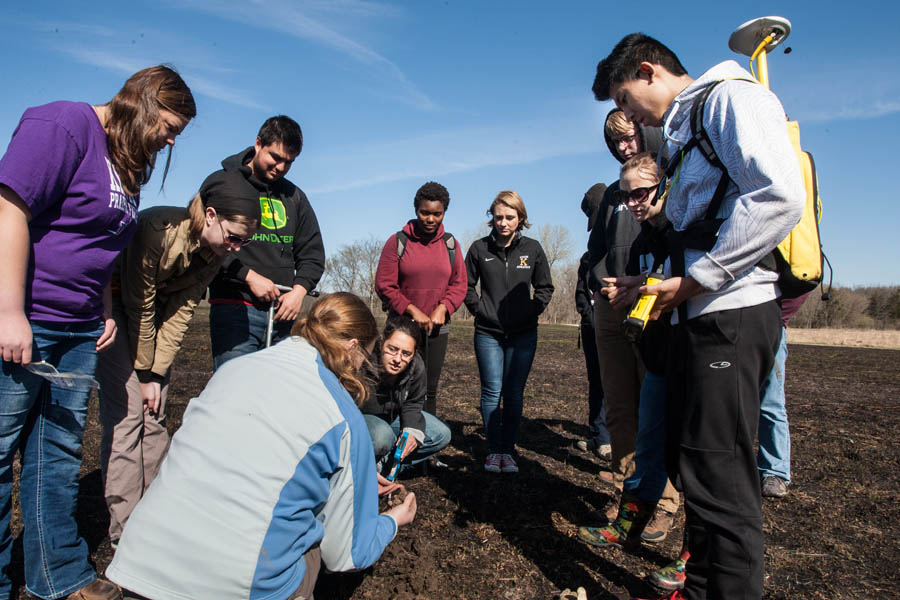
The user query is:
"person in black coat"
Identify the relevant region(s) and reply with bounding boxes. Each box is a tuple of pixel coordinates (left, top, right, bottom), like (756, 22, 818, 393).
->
(464, 190, 554, 474)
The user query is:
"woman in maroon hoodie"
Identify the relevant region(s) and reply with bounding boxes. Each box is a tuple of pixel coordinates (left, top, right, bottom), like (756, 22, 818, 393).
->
(375, 181, 467, 424)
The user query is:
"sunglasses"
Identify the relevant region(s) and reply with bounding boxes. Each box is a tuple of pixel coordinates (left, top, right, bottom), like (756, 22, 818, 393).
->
(218, 220, 253, 247)
(613, 185, 656, 205)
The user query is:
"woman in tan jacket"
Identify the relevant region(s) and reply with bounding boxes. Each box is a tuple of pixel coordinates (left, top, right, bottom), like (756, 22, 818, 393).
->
(97, 170, 260, 546)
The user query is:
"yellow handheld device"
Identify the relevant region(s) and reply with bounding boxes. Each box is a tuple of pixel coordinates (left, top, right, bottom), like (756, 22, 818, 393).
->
(623, 274, 664, 342)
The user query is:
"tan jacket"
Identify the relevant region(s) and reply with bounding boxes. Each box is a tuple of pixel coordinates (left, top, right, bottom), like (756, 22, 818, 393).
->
(115, 206, 222, 378)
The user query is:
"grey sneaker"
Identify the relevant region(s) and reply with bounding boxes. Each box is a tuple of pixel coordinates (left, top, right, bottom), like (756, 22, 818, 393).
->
(761, 476, 789, 498)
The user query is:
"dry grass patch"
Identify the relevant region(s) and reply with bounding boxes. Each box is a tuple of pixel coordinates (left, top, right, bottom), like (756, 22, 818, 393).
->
(787, 327, 900, 349)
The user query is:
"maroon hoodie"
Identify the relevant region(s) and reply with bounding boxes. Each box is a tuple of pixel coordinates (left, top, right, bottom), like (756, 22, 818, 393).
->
(375, 219, 467, 318)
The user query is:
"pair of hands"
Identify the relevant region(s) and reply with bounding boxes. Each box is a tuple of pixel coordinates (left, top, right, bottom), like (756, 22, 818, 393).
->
(406, 303, 447, 336)
(377, 473, 417, 527)
(245, 271, 306, 321)
(0, 311, 116, 365)
(601, 275, 703, 320)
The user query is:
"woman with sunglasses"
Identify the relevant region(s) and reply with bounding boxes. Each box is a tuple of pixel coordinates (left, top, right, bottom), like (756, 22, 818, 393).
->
(361, 315, 452, 473)
(107, 292, 417, 600)
(464, 190, 554, 474)
(579, 152, 682, 556)
(96, 171, 260, 548)
(0, 66, 195, 600)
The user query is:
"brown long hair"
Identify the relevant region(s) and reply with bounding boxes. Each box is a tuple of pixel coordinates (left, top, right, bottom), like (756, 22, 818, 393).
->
(104, 65, 196, 195)
(291, 292, 378, 404)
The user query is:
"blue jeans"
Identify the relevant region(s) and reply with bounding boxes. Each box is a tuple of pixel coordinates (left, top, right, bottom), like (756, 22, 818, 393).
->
(474, 329, 537, 455)
(758, 326, 790, 482)
(0, 320, 104, 599)
(623, 371, 669, 503)
(209, 303, 293, 371)
(364, 413, 451, 468)
(580, 322, 610, 446)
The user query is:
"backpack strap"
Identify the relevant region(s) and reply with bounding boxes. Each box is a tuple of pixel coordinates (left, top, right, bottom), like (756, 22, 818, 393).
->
(442, 232, 456, 267)
(395, 230, 409, 259)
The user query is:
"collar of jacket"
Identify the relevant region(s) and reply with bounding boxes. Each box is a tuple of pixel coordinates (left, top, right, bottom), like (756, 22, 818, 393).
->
(488, 229, 522, 252)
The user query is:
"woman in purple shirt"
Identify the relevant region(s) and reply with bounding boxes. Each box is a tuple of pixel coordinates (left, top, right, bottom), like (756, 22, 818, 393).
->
(0, 66, 195, 600)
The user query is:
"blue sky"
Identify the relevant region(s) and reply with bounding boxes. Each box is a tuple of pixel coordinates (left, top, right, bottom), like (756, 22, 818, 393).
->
(1, 1, 896, 286)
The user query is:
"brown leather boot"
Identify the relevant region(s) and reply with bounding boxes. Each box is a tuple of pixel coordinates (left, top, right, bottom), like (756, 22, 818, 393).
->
(65, 579, 122, 600)
(641, 508, 675, 543)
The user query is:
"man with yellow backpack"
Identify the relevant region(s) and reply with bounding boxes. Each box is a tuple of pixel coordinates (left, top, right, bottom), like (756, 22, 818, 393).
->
(591, 32, 805, 600)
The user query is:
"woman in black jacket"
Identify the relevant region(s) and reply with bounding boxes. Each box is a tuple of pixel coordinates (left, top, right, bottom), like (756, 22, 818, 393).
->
(361, 315, 451, 472)
(464, 190, 554, 474)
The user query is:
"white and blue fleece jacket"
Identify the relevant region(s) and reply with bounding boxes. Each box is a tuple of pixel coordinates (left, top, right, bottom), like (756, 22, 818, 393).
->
(107, 337, 397, 600)
(661, 61, 805, 320)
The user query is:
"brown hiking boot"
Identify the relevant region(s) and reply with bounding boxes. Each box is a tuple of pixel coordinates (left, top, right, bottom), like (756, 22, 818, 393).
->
(641, 508, 675, 543)
(66, 579, 122, 600)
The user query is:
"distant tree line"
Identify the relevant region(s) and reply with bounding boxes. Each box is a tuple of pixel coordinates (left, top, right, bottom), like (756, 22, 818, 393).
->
(320, 233, 900, 331)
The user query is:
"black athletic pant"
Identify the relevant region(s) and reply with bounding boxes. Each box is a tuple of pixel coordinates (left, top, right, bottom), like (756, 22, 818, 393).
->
(666, 300, 780, 600)
(423, 329, 449, 417)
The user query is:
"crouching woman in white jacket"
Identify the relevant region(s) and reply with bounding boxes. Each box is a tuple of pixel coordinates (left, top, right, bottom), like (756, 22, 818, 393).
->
(106, 292, 416, 600)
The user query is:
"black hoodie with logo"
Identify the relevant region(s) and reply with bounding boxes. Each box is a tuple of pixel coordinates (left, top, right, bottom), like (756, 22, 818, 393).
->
(586, 109, 664, 293)
(205, 147, 325, 307)
(464, 231, 554, 338)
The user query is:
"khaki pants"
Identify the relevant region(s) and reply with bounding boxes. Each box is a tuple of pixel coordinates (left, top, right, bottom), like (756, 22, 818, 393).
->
(97, 313, 170, 542)
(593, 299, 679, 514)
(288, 546, 322, 600)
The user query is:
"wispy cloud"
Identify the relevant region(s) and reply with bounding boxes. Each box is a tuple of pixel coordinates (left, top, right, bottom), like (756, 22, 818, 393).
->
(795, 100, 900, 123)
(167, 0, 436, 111)
(57, 46, 272, 112)
(303, 114, 597, 194)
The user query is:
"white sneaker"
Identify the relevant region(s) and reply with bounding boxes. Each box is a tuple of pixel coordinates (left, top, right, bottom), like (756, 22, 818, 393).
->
(500, 453, 519, 473)
(484, 453, 502, 473)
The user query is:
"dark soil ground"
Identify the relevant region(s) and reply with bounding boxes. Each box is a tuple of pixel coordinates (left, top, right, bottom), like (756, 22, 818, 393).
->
(8, 311, 900, 599)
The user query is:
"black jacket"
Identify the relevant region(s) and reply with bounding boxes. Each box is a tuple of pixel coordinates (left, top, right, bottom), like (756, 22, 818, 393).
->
(206, 148, 325, 307)
(464, 232, 554, 337)
(575, 251, 594, 326)
(360, 351, 426, 436)
(587, 109, 664, 293)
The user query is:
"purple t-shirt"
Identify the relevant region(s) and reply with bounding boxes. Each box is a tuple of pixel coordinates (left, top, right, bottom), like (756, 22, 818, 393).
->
(0, 101, 139, 322)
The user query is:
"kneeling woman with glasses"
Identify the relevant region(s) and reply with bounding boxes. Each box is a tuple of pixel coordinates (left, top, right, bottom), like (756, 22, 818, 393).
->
(361, 315, 452, 473)
(97, 170, 261, 547)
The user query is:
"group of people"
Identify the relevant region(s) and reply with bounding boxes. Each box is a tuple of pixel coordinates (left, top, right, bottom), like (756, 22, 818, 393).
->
(0, 28, 807, 600)
(0, 58, 557, 598)
(567, 34, 806, 600)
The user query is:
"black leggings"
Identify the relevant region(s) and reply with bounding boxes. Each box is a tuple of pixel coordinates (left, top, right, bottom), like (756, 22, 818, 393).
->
(422, 330, 449, 416)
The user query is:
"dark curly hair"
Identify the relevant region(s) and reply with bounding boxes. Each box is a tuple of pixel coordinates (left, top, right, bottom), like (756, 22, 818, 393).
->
(413, 181, 450, 211)
(592, 33, 687, 102)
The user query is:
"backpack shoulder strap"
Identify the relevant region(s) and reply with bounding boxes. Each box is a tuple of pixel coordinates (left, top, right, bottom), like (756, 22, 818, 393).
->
(395, 230, 408, 260)
(442, 232, 456, 267)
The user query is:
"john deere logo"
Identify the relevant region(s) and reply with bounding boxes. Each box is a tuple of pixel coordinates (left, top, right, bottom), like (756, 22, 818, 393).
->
(260, 197, 287, 230)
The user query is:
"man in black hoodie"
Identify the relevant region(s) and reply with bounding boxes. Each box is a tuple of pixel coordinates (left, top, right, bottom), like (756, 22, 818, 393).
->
(587, 110, 679, 537)
(205, 116, 325, 370)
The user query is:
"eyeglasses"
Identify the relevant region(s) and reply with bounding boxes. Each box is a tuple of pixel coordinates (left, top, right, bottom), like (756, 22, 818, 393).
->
(613, 132, 637, 147)
(382, 344, 414, 362)
(218, 219, 253, 247)
(613, 185, 656, 205)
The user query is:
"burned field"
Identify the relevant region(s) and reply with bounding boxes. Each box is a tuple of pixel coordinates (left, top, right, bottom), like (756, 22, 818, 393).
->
(9, 312, 900, 599)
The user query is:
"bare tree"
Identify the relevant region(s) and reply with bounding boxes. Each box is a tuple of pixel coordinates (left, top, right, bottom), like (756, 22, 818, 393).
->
(535, 223, 574, 270)
(320, 235, 384, 312)
(542, 259, 579, 324)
